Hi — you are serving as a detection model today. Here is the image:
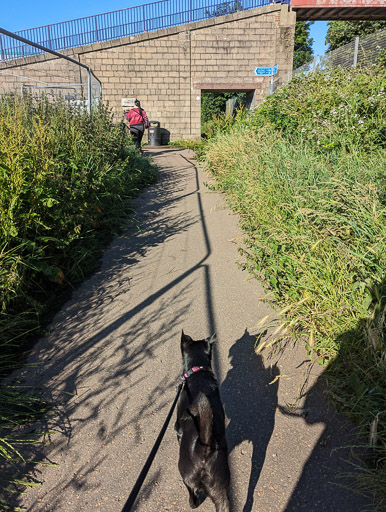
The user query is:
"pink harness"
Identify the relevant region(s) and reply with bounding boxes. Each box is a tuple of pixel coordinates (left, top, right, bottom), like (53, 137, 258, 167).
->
(181, 366, 211, 382)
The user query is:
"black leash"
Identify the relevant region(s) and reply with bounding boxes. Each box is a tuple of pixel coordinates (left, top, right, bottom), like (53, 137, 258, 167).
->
(121, 382, 184, 512)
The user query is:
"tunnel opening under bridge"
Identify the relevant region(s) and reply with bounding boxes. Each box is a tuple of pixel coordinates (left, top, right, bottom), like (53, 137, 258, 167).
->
(199, 88, 257, 138)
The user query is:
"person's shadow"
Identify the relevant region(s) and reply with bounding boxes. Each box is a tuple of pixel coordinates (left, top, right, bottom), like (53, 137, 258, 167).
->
(220, 329, 279, 512)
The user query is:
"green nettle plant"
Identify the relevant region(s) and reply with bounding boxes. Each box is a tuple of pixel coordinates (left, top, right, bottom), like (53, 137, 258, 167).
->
(0, 93, 157, 505)
(203, 65, 386, 509)
(248, 66, 385, 152)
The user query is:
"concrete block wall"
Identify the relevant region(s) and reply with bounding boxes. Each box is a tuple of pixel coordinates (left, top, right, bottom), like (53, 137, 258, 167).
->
(0, 5, 295, 141)
(273, 6, 297, 90)
(0, 55, 85, 97)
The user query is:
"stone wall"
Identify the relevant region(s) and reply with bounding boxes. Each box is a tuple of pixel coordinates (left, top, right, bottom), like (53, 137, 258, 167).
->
(0, 57, 86, 98)
(0, 5, 295, 140)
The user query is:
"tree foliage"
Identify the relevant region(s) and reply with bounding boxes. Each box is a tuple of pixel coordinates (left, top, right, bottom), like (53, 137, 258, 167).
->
(201, 92, 246, 124)
(326, 21, 386, 51)
(293, 21, 314, 69)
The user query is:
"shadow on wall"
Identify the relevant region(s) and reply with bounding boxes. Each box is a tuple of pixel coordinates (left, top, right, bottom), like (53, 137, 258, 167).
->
(160, 128, 170, 145)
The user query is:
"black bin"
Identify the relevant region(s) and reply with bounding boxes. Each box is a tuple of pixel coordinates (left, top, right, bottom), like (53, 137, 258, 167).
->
(148, 121, 161, 146)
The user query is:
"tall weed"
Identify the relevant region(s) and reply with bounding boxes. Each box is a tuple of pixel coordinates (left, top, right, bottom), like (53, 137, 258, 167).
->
(0, 93, 157, 497)
(0, 94, 157, 332)
(204, 64, 386, 505)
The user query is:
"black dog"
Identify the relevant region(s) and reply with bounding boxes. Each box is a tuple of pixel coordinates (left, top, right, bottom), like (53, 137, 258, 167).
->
(175, 331, 230, 511)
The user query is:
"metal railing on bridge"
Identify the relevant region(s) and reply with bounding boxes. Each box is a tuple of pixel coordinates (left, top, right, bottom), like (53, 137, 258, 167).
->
(0, 27, 102, 110)
(0, 0, 272, 61)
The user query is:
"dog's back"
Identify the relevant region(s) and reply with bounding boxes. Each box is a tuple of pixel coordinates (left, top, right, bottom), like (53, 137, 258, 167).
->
(176, 332, 230, 512)
(189, 391, 214, 458)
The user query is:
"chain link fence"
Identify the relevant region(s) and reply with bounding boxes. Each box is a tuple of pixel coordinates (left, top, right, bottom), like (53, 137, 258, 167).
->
(294, 28, 386, 77)
(0, 28, 102, 112)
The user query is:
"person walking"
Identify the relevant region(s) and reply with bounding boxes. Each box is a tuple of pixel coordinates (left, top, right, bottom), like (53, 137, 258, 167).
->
(124, 99, 149, 152)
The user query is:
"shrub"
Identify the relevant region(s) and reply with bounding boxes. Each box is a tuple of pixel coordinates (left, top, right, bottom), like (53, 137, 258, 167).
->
(203, 65, 386, 507)
(246, 66, 385, 152)
(0, 95, 157, 346)
(0, 93, 157, 499)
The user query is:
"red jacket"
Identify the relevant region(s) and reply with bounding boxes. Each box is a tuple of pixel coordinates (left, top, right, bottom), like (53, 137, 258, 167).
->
(125, 107, 149, 127)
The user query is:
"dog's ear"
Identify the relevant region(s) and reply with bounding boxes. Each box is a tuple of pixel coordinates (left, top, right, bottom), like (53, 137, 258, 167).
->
(205, 334, 216, 358)
(181, 330, 193, 343)
(206, 333, 216, 345)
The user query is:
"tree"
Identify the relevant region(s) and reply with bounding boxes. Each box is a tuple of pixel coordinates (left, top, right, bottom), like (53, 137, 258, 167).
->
(293, 21, 314, 69)
(201, 92, 246, 124)
(326, 21, 386, 51)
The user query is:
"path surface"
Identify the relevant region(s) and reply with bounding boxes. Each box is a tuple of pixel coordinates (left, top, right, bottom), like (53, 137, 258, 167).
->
(16, 147, 367, 512)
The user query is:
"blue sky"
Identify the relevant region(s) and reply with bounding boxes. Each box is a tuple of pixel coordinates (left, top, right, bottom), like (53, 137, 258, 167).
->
(311, 21, 329, 56)
(1, 1, 329, 56)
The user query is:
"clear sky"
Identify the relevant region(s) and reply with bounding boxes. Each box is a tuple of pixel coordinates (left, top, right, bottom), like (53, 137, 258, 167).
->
(311, 21, 329, 56)
(1, 1, 329, 56)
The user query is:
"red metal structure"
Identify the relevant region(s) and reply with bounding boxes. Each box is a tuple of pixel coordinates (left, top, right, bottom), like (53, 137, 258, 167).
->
(291, 0, 386, 20)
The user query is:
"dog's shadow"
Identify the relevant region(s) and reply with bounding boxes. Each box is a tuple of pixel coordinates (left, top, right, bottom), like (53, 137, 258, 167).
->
(221, 329, 279, 512)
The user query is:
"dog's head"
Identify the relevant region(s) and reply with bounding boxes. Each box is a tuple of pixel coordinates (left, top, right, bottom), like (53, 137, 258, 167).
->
(181, 331, 216, 369)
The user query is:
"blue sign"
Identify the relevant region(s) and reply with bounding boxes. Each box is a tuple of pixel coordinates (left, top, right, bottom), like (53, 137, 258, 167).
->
(255, 65, 278, 76)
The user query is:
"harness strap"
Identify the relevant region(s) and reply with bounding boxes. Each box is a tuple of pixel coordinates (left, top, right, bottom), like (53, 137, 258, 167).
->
(181, 366, 211, 382)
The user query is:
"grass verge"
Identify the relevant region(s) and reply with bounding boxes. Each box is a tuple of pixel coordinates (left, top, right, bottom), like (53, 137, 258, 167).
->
(0, 93, 158, 507)
(203, 65, 385, 508)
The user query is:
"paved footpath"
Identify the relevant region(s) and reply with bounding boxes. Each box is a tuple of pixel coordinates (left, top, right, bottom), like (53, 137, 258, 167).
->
(17, 148, 367, 512)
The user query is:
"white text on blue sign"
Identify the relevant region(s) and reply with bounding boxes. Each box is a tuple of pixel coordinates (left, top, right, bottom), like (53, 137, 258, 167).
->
(255, 65, 278, 76)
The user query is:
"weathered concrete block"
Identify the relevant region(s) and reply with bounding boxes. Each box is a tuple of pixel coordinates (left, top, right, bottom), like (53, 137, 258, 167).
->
(0, 5, 294, 141)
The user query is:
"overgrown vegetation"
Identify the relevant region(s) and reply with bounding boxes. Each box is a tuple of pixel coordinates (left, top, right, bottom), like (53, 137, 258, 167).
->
(205, 0, 243, 17)
(326, 21, 386, 51)
(203, 65, 385, 508)
(0, 94, 157, 506)
(248, 67, 385, 153)
(201, 92, 246, 125)
(170, 95, 247, 155)
(202, 106, 246, 139)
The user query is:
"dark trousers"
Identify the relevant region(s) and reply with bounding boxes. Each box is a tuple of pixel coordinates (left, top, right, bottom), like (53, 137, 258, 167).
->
(129, 124, 144, 150)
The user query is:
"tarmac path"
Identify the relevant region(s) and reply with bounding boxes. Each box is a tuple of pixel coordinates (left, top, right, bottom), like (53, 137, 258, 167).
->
(17, 147, 367, 512)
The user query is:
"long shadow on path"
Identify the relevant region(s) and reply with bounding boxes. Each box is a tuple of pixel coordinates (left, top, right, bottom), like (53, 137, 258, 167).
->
(284, 367, 372, 510)
(1, 148, 222, 511)
(221, 329, 279, 512)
